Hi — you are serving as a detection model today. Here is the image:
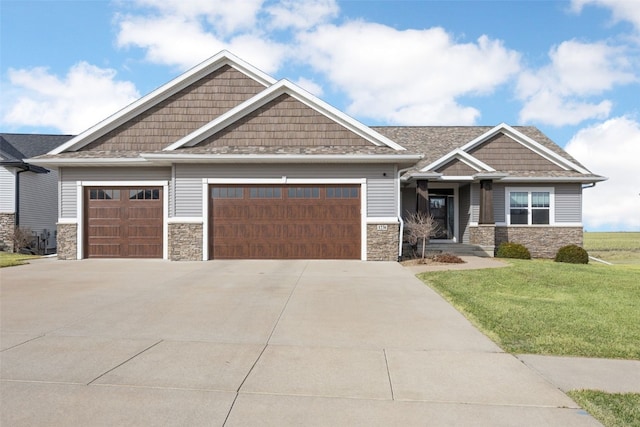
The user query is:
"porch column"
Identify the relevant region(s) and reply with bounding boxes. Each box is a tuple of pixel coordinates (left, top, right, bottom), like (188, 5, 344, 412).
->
(479, 180, 494, 224)
(416, 180, 429, 215)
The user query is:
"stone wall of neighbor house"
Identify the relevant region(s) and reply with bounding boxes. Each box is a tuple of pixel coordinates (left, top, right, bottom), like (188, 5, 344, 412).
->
(56, 223, 77, 260)
(469, 225, 496, 257)
(367, 223, 399, 261)
(0, 213, 16, 252)
(495, 226, 583, 258)
(169, 222, 203, 261)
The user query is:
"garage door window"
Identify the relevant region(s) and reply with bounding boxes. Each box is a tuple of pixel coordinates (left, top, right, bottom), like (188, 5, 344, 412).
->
(212, 187, 244, 198)
(288, 187, 320, 198)
(129, 189, 160, 200)
(89, 189, 120, 200)
(326, 186, 359, 198)
(250, 187, 282, 198)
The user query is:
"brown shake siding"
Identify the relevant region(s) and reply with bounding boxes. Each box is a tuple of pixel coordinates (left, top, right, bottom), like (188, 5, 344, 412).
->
(82, 65, 266, 152)
(469, 134, 564, 171)
(197, 94, 372, 148)
(436, 159, 478, 175)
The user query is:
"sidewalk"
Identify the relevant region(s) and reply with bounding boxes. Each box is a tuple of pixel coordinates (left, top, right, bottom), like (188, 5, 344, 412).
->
(518, 355, 640, 393)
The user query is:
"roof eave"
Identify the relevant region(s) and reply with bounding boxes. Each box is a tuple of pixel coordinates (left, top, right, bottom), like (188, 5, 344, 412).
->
(141, 153, 422, 166)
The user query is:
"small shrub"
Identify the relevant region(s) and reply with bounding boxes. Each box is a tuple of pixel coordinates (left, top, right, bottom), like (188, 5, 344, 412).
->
(555, 244, 589, 264)
(496, 242, 531, 259)
(12, 227, 34, 254)
(432, 253, 464, 264)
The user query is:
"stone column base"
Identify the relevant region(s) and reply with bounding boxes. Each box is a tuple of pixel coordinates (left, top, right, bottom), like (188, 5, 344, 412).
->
(169, 222, 203, 261)
(0, 212, 16, 252)
(56, 223, 78, 260)
(367, 223, 399, 261)
(469, 225, 496, 257)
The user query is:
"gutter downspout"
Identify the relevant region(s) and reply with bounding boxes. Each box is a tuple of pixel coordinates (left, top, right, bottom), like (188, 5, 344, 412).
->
(397, 166, 413, 261)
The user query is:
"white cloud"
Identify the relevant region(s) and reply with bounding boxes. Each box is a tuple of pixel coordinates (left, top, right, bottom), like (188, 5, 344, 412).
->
(267, 0, 339, 30)
(572, 0, 640, 32)
(566, 116, 640, 231)
(1, 63, 139, 134)
(293, 77, 324, 97)
(298, 22, 521, 125)
(517, 40, 636, 126)
(116, 0, 288, 73)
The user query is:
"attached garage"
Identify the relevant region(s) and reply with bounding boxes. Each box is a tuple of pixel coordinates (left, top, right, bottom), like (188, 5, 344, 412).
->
(85, 187, 163, 258)
(209, 184, 361, 259)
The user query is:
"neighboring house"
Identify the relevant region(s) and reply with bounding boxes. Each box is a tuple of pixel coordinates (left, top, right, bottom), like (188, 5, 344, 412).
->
(27, 51, 605, 261)
(1, 133, 74, 253)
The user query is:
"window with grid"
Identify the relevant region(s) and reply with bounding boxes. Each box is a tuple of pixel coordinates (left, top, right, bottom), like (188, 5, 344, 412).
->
(508, 188, 551, 225)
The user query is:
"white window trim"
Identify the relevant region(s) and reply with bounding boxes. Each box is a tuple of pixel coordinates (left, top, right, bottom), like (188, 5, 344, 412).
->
(77, 180, 169, 260)
(505, 186, 554, 226)
(202, 177, 368, 261)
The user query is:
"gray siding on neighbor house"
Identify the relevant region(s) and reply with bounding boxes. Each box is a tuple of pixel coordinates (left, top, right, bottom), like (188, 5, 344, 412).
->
(173, 163, 396, 218)
(18, 170, 59, 249)
(555, 184, 582, 223)
(0, 167, 16, 212)
(59, 167, 171, 218)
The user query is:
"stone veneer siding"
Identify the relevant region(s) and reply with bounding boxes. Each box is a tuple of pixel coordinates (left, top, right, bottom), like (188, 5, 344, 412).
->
(169, 222, 203, 261)
(495, 226, 584, 258)
(469, 225, 496, 257)
(367, 223, 399, 261)
(57, 223, 78, 260)
(0, 213, 16, 252)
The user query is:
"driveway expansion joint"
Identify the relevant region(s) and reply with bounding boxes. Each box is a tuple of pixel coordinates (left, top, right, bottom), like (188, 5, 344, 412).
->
(86, 339, 163, 385)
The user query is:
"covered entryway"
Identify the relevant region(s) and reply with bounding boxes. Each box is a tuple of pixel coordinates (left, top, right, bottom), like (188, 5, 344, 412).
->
(84, 187, 163, 258)
(209, 184, 361, 259)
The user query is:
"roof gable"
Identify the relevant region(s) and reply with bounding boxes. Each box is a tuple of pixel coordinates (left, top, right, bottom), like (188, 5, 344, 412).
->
(165, 79, 406, 152)
(420, 123, 590, 175)
(49, 51, 276, 155)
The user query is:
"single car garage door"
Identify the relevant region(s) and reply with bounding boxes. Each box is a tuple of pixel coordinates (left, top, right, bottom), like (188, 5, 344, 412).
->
(85, 187, 163, 258)
(210, 184, 361, 259)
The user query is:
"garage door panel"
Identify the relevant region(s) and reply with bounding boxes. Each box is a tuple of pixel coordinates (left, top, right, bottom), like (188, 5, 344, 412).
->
(85, 187, 163, 258)
(210, 185, 360, 260)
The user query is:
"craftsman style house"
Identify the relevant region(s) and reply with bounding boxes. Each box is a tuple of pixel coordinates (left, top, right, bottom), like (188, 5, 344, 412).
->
(28, 51, 605, 261)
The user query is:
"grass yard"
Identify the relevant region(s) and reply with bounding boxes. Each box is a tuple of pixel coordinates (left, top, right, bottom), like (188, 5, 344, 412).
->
(567, 391, 640, 427)
(584, 232, 640, 265)
(0, 251, 40, 268)
(418, 260, 640, 359)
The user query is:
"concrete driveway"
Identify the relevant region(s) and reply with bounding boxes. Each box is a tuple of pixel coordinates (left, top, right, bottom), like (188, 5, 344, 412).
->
(1, 259, 599, 426)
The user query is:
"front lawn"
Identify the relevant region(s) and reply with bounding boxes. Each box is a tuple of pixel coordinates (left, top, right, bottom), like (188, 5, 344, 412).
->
(418, 260, 640, 359)
(0, 252, 40, 268)
(567, 391, 640, 427)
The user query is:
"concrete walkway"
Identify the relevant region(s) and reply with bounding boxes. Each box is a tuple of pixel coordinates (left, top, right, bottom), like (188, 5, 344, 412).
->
(1, 258, 602, 426)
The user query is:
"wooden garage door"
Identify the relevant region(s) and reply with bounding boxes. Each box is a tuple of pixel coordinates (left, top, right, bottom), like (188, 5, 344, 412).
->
(85, 187, 163, 258)
(210, 185, 361, 259)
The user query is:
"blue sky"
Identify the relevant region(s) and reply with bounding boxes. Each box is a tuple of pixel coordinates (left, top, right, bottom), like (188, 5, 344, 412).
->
(1, 0, 639, 231)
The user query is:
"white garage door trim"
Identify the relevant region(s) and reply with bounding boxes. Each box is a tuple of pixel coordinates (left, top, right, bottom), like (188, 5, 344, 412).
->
(76, 180, 169, 260)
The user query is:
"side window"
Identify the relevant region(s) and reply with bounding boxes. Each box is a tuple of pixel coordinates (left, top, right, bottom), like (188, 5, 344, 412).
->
(507, 188, 552, 225)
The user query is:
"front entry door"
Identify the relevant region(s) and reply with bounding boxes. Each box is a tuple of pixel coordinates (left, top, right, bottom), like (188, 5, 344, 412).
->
(429, 194, 454, 240)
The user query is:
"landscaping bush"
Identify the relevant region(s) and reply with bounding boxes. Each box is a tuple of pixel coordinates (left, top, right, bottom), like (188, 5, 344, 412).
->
(496, 242, 531, 259)
(432, 253, 464, 264)
(555, 244, 589, 264)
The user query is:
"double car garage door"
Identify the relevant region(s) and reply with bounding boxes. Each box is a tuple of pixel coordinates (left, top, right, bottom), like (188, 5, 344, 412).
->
(85, 184, 361, 259)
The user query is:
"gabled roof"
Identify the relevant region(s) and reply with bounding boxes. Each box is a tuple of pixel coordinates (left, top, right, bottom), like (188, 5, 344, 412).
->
(49, 51, 276, 155)
(164, 79, 406, 152)
(374, 125, 605, 182)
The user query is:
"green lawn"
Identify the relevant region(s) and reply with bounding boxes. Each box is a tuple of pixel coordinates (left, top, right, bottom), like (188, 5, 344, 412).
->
(584, 232, 640, 265)
(0, 252, 40, 268)
(418, 260, 640, 359)
(568, 391, 640, 427)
